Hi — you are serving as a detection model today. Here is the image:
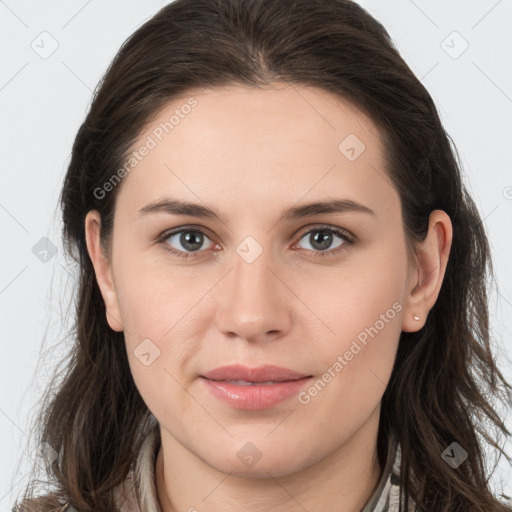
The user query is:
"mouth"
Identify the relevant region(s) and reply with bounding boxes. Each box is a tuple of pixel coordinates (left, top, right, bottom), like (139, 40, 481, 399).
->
(199, 365, 313, 410)
(201, 363, 311, 383)
(218, 379, 298, 386)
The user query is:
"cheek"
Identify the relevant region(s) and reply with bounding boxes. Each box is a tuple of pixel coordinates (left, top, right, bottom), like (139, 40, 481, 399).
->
(296, 242, 406, 407)
(303, 240, 406, 345)
(119, 273, 198, 423)
(294, 304, 402, 451)
(113, 244, 199, 337)
(113, 256, 212, 408)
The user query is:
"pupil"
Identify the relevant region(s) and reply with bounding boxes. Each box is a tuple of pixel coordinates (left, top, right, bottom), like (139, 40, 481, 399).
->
(312, 230, 332, 250)
(181, 231, 202, 251)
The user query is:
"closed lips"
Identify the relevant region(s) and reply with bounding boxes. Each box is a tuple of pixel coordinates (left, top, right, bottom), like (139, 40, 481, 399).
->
(222, 379, 293, 385)
(201, 364, 312, 383)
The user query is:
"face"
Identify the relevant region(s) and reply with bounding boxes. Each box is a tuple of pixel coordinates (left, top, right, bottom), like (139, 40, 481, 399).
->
(86, 82, 445, 478)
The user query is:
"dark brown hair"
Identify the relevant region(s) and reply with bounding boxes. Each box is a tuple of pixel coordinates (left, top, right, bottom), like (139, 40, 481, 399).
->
(13, 0, 512, 510)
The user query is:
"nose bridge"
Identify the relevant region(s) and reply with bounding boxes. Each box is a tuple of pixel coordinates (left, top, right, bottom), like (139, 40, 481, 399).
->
(233, 239, 274, 302)
(214, 234, 291, 340)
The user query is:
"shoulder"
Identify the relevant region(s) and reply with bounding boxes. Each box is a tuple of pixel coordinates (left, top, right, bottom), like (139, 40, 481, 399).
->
(12, 423, 160, 512)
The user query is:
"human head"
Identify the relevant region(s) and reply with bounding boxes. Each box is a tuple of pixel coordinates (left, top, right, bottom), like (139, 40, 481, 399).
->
(16, 1, 511, 511)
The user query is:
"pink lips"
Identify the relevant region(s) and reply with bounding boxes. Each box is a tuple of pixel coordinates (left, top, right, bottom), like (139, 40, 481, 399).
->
(200, 364, 313, 410)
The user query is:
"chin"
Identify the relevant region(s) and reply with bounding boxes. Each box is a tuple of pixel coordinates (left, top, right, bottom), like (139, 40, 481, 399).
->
(202, 446, 310, 479)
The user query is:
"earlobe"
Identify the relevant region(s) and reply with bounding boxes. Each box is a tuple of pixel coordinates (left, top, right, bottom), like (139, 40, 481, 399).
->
(402, 210, 453, 333)
(84, 210, 124, 332)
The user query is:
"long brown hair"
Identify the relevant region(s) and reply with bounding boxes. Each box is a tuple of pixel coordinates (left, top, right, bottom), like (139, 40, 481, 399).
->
(13, 0, 512, 510)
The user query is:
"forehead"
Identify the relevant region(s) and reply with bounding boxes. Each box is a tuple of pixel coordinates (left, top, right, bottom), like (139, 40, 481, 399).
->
(115, 82, 398, 223)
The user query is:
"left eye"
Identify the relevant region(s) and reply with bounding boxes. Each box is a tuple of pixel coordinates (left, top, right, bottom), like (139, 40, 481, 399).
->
(296, 227, 351, 255)
(161, 229, 216, 257)
(158, 226, 353, 259)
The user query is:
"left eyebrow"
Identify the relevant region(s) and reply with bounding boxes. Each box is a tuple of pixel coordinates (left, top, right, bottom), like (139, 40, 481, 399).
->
(138, 197, 375, 223)
(279, 199, 375, 221)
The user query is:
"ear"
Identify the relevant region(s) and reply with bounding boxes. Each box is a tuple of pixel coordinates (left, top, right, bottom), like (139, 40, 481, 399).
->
(84, 210, 124, 332)
(402, 209, 453, 333)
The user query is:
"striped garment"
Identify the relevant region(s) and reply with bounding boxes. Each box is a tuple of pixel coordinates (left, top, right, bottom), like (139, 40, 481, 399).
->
(39, 423, 414, 512)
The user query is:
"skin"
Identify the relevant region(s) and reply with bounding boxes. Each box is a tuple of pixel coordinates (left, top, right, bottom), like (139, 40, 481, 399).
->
(85, 82, 452, 511)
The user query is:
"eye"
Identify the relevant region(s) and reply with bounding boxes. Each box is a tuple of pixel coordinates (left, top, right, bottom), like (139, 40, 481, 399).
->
(156, 224, 354, 259)
(158, 228, 217, 259)
(294, 225, 353, 258)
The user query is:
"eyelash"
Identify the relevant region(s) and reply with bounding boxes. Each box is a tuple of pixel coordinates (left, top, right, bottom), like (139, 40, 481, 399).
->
(156, 225, 354, 260)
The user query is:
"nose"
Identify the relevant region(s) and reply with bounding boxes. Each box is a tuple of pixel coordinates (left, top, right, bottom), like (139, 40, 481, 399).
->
(213, 243, 293, 345)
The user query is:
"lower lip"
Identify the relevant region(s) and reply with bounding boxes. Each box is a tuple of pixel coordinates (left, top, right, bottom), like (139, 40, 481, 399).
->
(200, 376, 313, 410)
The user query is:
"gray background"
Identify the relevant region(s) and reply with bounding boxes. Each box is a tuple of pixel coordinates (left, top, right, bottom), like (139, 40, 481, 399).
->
(1, 0, 511, 507)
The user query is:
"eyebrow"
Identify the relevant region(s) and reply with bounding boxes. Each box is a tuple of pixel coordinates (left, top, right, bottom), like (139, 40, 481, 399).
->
(138, 197, 375, 222)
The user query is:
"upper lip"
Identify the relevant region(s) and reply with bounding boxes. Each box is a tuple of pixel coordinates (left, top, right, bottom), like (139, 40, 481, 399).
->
(201, 364, 311, 383)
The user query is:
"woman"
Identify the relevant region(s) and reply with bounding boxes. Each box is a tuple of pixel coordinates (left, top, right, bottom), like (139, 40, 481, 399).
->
(13, 0, 512, 510)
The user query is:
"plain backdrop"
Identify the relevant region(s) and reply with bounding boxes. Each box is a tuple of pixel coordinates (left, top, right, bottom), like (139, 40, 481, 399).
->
(1, 0, 511, 507)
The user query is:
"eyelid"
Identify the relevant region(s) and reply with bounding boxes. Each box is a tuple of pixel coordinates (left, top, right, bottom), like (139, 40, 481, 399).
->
(294, 223, 354, 243)
(155, 224, 215, 244)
